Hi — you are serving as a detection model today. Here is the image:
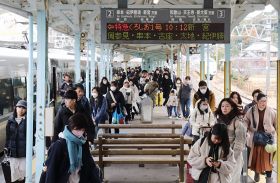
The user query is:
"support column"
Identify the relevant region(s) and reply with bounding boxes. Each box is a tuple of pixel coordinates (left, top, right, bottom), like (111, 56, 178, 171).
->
(177, 46, 181, 78)
(86, 40, 90, 99)
(90, 39, 96, 88)
(106, 46, 110, 79)
(206, 44, 211, 88)
(186, 45, 190, 76)
(109, 51, 113, 81)
(200, 44, 205, 80)
(25, 14, 34, 183)
(170, 45, 174, 81)
(35, 10, 47, 183)
(277, 9, 280, 183)
(224, 44, 231, 97)
(74, 32, 81, 83)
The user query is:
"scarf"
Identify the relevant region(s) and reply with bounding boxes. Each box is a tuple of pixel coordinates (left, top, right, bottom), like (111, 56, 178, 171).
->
(63, 126, 86, 173)
(217, 110, 236, 125)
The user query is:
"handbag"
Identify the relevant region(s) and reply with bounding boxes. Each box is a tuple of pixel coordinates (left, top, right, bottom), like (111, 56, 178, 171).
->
(251, 107, 273, 146)
(109, 91, 127, 115)
(1, 149, 11, 183)
(112, 106, 125, 124)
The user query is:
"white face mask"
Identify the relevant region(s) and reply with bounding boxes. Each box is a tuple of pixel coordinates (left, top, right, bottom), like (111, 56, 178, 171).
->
(110, 86, 116, 91)
(200, 88, 207, 94)
(200, 104, 208, 111)
(92, 92, 98, 98)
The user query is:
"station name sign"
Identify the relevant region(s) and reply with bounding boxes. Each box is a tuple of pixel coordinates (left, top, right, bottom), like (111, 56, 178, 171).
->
(101, 8, 231, 44)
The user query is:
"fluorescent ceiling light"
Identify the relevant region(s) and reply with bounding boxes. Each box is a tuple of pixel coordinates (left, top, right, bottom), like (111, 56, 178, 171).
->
(153, 0, 160, 4)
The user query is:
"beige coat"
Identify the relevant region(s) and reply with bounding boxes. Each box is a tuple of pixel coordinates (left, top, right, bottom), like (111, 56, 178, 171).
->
(187, 138, 236, 183)
(190, 100, 215, 136)
(243, 106, 277, 166)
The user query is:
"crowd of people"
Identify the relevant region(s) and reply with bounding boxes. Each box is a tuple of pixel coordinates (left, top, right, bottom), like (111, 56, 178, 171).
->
(3, 66, 277, 183)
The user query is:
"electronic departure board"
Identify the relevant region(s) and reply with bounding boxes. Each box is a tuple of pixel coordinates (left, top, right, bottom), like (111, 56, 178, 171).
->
(101, 8, 231, 44)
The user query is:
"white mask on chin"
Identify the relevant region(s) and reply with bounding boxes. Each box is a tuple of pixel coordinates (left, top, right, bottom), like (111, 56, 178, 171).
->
(200, 89, 207, 94)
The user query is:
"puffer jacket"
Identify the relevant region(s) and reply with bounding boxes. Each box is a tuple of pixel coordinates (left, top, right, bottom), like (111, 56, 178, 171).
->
(120, 87, 134, 104)
(190, 100, 215, 136)
(187, 138, 236, 183)
(5, 115, 35, 157)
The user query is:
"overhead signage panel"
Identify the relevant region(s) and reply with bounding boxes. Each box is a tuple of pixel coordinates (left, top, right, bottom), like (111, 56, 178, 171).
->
(101, 8, 231, 44)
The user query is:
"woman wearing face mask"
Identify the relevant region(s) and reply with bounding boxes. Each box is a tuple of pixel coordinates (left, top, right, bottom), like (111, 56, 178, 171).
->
(106, 81, 125, 134)
(99, 77, 110, 96)
(120, 80, 134, 123)
(193, 80, 216, 112)
(214, 98, 246, 183)
(243, 93, 276, 183)
(187, 123, 235, 183)
(190, 98, 215, 144)
(41, 113, 101, 183)
(90, 87, 108, 135)
(161, 73, 173, 106)
(174, 78, 182, 118)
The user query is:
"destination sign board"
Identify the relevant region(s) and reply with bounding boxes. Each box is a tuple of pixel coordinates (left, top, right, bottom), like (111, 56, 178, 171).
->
(101, 8, 231, 44)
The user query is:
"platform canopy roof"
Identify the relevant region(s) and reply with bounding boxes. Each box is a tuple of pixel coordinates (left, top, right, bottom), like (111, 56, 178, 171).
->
(0, 0, 279, 58)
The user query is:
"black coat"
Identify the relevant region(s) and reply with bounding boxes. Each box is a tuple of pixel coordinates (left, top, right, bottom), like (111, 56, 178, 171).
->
(106, 90, 125, 113)
(161, 77, 173, 98)
(53, 104, 95, 142)
(99, 84, 110, 96)
(43, 138, 101, 183)
(5, 115, 35, 158)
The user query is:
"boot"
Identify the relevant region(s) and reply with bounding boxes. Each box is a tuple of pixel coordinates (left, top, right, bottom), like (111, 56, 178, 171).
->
(266, 177, 273, 183)
(254, 172, 260, 182)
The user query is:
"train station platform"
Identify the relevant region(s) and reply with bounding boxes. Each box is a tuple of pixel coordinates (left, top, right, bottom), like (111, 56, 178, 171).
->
(94, 106, 261, 183)
(0, 106, 276, 182)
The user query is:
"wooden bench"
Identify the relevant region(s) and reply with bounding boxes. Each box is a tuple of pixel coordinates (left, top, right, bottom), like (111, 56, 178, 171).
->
(92, 133, 192, 182)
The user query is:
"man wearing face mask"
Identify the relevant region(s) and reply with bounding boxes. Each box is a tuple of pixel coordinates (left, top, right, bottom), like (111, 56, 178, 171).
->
(106, 81, 125, 134)
(178, 76, 193, 118)
(193, 80, 216, 112)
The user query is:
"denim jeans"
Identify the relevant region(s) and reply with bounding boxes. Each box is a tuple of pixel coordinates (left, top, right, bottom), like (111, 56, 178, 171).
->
(168, 106, 178, 117)
(180, 98, 191, 117)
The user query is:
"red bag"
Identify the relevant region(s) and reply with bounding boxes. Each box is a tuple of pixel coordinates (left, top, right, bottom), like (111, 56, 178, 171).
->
(185, 162, 194, 183)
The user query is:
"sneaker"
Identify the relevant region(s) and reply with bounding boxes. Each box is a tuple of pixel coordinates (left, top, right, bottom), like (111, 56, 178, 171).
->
(266, 177, 273, 183)
(169, 116, 172, 119)
(176, 117, 179, 119)
(254, 173, 260, 182)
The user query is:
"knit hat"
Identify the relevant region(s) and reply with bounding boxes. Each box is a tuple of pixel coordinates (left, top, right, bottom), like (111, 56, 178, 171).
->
(16, 100, 27, 109)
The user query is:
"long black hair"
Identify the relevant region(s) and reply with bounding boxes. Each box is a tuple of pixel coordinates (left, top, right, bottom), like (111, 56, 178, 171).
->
(207, 123, 230, 158)
(215, 98, 242, 125)
(91, 87, 103, 108)
(229, 91, 242, 105)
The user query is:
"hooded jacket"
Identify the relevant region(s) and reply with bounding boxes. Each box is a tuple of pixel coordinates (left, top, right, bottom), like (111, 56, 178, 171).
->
(190, 100, 215, 136)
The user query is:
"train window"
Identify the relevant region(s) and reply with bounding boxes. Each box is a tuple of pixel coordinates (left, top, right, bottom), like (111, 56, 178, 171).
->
(0, 76, 27, 117)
